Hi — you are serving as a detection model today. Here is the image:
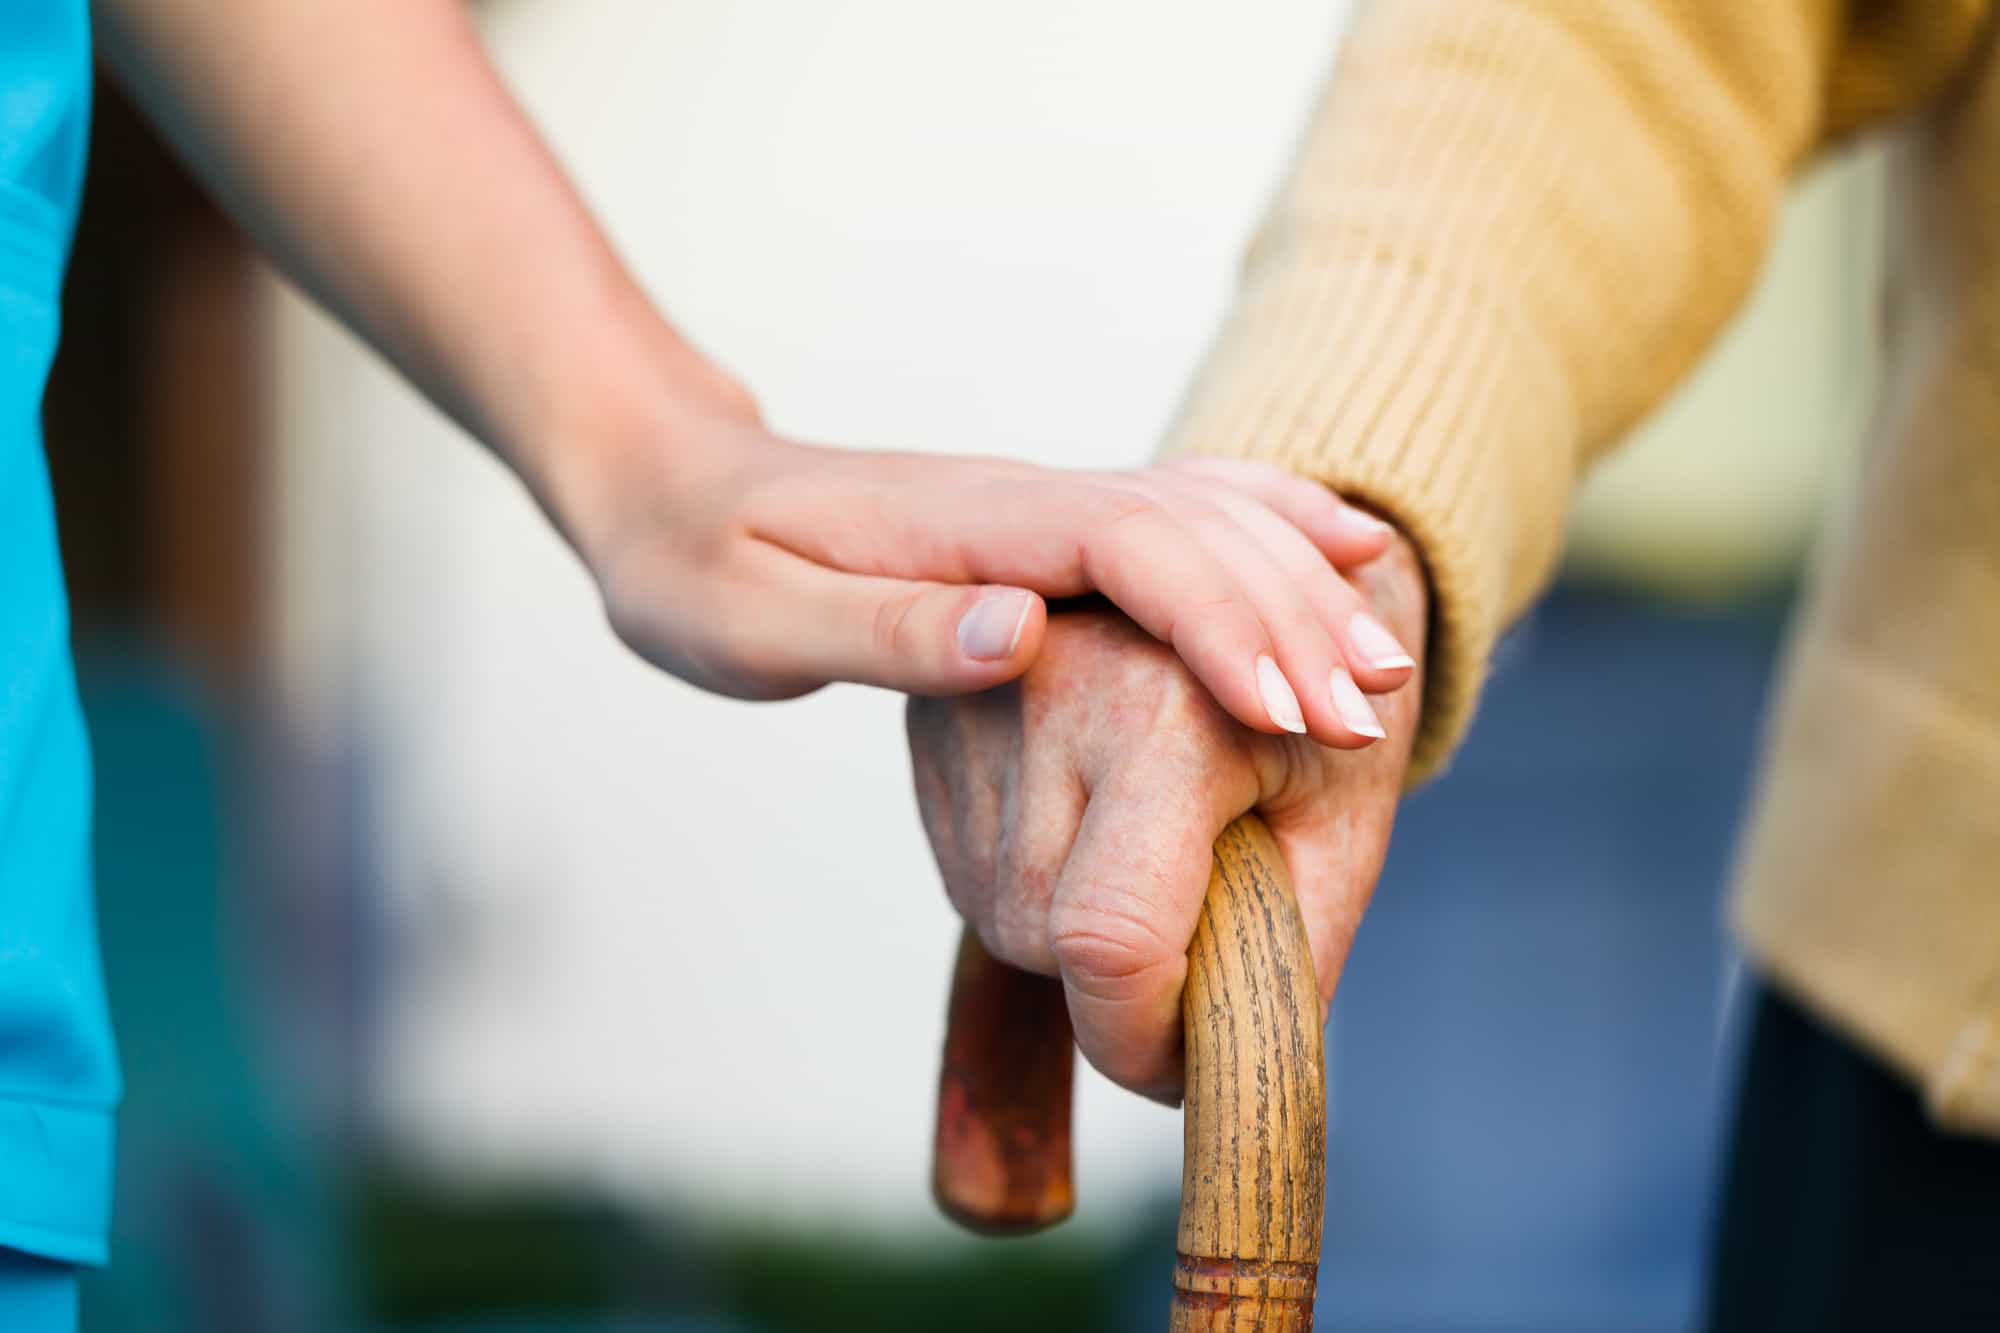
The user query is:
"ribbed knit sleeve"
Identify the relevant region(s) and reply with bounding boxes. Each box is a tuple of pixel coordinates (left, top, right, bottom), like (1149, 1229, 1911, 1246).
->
(1164, 0, 1989, 780)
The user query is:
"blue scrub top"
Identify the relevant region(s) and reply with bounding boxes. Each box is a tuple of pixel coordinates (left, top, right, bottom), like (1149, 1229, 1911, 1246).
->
(0, 0, 120, 1267)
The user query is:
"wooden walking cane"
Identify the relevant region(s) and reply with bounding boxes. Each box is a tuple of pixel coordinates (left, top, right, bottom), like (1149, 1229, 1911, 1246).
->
(933, 813, 1326, 1331)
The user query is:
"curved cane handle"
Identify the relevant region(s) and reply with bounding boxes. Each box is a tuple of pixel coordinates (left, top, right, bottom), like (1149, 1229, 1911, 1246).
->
(932, 928, 1077, 1233)
(932, 813, 1326, 1330)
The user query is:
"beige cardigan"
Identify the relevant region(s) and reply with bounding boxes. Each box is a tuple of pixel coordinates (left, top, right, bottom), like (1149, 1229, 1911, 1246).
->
(1167, 0, 2000, 1133)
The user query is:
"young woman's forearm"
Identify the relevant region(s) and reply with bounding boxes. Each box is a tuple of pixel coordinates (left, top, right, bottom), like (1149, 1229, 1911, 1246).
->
(92, 0, 1423, 734)
(93, 0, 715, 513)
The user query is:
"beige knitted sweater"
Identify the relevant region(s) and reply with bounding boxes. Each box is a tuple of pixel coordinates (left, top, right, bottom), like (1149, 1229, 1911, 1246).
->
(1168, 0, 2000, 1134)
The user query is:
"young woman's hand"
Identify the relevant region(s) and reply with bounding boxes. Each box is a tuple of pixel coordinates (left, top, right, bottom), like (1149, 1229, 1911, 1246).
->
(551, 381, 1416, 745)
(94, 0, 1411, 743)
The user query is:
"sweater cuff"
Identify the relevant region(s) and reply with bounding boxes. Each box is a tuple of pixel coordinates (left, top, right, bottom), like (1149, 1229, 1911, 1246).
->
(1163, 252, 1580, 782)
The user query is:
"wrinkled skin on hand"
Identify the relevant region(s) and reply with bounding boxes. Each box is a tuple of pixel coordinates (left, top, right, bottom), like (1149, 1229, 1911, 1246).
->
(908, 535, 1428, 1102)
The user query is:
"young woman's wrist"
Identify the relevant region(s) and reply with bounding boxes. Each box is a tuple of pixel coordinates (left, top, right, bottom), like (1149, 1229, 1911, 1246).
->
(514, 291, 754, 574)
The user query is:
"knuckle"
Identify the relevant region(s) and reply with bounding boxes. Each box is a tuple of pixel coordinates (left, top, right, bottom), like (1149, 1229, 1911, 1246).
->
(1099, 645, 1219, 741)
(904, 692, 946, 741)
(997, 837, 1061, 915)
(1278, 606, 1332, 652)
(1138, 470, 1204, 505)
(984, 903, 1054, 975)
(1181, 494, 1233, 529)
(935, 845, 994, 924)
(1091, 490, 1165, 537)
(1173, 504, 1236, 549)
(1323, 571, 1361, 607)
(1176, 593, 1253, 652)
(970, 918, 1013, 964)
(1049, 899, 1177, 997)
(1147, 667, 1215, 734)
(1182, 588, 1246, 624)
(935, 865, 977, 919)
(871, 587, 928, 661)
(1258, 733, 1326, 810)
(906, 747, 953, 833)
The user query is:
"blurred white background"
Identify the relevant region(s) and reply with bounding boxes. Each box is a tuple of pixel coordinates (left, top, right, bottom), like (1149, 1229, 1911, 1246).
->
(261, 0, 1881, 1236)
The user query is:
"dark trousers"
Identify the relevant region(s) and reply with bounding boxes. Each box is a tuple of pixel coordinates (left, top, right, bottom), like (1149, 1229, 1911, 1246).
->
(1706, 981, 2000, 1331)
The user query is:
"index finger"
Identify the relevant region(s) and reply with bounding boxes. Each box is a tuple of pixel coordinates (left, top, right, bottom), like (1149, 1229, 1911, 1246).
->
(864, 478, 1303, 738)
(1045, 759, 1258, 1102)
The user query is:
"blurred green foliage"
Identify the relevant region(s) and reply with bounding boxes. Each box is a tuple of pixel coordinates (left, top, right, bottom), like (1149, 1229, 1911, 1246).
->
(359, 1167, 1170, 1333)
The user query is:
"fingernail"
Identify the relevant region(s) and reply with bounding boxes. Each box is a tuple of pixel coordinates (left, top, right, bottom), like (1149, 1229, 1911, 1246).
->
(1348, 611, 1416, 671)
(957, 591, 1032, 661)
(1256, 655, 1307, 734)
(1329, 666, 1386, 739)
(1343, 508, 1396, 538)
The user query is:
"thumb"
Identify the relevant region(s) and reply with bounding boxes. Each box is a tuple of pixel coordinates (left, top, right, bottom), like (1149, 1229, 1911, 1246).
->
(762, 568, 1049, 695)
(1048, 770, 1245, 1103)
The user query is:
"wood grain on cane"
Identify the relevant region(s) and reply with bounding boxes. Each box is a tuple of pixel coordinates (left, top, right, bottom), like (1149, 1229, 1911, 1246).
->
(1169, 814, 1324, 1331)
(932, 813, 1326, 1331)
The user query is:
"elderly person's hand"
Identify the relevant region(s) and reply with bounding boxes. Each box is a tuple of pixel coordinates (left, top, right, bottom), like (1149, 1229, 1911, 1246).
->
(907, 528, 1427, 1099)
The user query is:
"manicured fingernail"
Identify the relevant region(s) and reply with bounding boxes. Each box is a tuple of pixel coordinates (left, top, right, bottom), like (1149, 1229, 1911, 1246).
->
(1256, 655, 1307, 734)
(1348, 611, 1415, 671)
(1342, 508, 1396, 538)
(957, 591, 1032, 661)
(1329, 666, 1386, 739)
